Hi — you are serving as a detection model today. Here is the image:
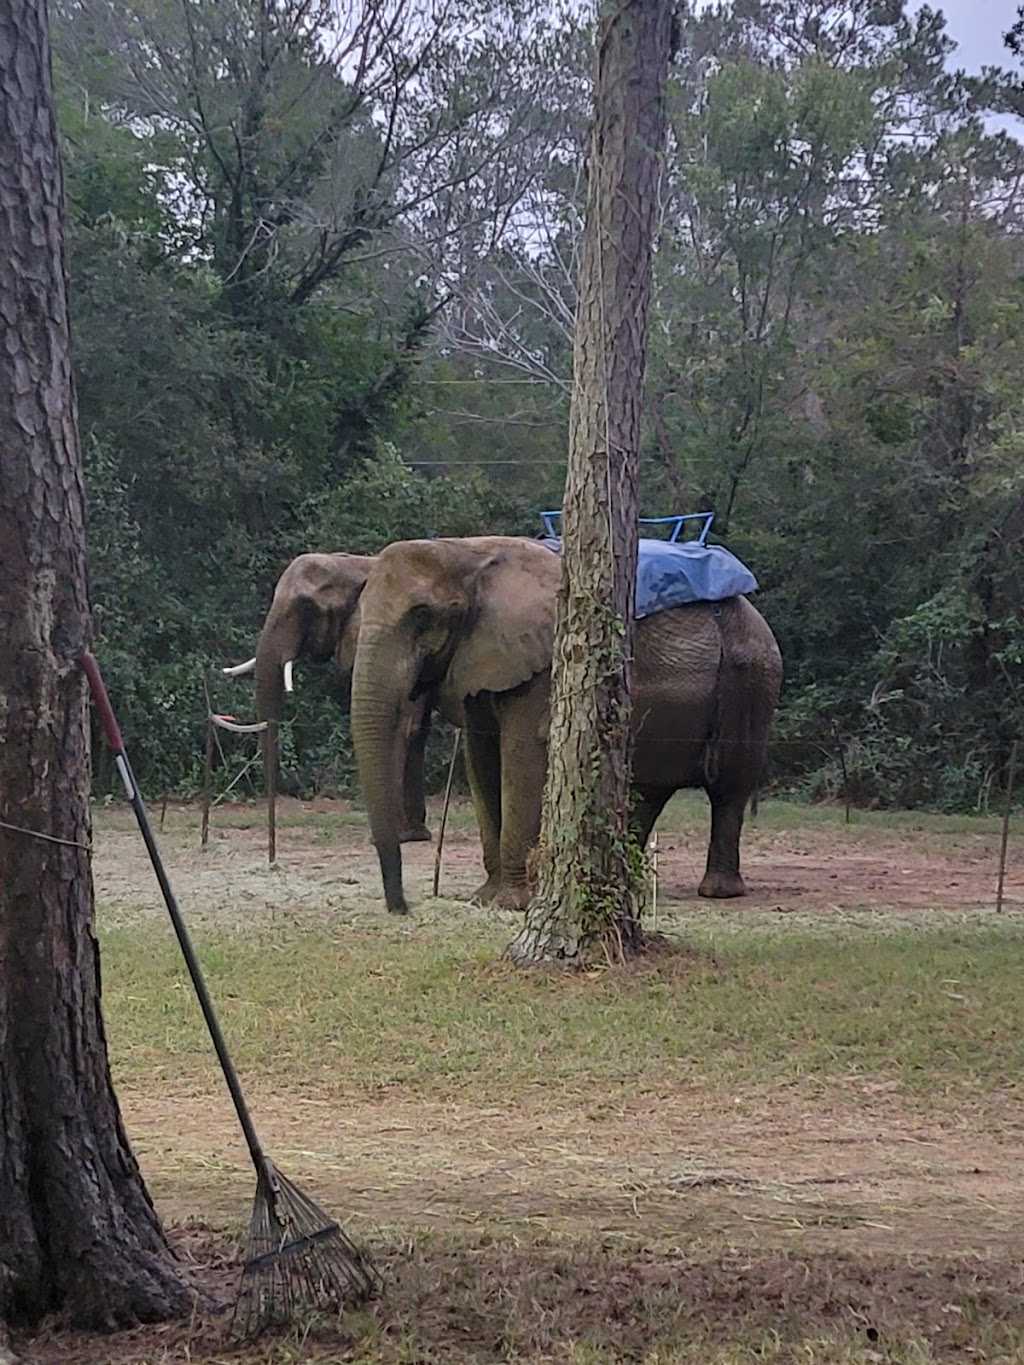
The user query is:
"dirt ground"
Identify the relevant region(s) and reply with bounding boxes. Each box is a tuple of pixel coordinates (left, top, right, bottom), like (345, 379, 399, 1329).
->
(15, 800, 1024, 1362)
(95, 793, 1024, 922)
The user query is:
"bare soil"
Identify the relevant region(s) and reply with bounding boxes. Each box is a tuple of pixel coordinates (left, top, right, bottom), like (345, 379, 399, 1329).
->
(94, 793, 1024, 923)
(14, 800, 1024, 1363)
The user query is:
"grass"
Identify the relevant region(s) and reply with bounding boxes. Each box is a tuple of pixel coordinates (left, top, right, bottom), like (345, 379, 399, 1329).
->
(25, 1228, 1024, 1363)
(98, 908, 1024, 1105)
(333, 1233, 1024, 1364)
(21, 801, 1024, 1364)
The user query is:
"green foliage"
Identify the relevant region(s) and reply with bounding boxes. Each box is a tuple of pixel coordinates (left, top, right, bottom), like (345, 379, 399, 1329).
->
(404, 350, 569, 508)
(50, 0, 1024, 812)
(761, 180, 1024, 809)
(635, 0, 1024, 813)
(299, 443, 538, 553)
(53, 2, 547, 798)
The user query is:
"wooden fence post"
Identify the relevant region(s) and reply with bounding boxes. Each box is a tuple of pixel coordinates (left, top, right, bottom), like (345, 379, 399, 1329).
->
(996, 739, 1018, 914)
(201, 714, 214, 849)
(267, 719, 278, 866)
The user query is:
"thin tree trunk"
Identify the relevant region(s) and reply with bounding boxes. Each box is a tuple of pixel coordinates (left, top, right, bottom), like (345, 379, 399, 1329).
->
(0, 0, 190, 1330)
(509, 0, 674, 967)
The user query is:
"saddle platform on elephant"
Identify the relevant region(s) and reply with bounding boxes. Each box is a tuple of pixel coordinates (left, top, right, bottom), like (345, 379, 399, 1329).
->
(539, 531, 758, 618)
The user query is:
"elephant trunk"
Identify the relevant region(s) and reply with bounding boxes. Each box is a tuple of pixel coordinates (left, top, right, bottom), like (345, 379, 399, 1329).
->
(254, 601, 304, 725)
(254, 601, 303, 791)
(254, 663, 285, 734)
(352, 631, 414, 914)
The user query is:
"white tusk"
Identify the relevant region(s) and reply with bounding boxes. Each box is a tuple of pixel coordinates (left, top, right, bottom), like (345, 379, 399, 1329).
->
(222, 657, 256, 677)
(283, 659, 294, 693)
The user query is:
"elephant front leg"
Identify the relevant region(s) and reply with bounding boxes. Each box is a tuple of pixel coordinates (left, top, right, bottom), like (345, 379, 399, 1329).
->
(463, 716, 503, 904)
(492, 687, 548, 912)
(399, 705, 432, 843)
(699, 792, 747, 898)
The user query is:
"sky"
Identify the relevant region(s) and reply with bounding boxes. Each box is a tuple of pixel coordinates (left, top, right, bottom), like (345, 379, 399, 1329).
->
(916, 0, 1020, 72)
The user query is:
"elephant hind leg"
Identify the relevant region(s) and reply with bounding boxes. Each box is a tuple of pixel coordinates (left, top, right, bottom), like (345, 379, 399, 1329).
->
(698, 791, 747, 898)
(399, 825, 432, 844)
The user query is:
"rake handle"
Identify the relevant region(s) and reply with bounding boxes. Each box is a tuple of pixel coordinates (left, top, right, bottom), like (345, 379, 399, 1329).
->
(81, 651, 268, 1178)
(82, 652, 125, 750)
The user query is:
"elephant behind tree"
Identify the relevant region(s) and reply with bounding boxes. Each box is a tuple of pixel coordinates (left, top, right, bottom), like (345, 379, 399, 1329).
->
(225, 551, 434, 842)
(350, 536, 782, 914)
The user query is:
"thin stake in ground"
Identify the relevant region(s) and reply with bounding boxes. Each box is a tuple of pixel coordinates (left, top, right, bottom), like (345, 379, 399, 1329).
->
(433, 728, 462, 898)
(997, 739, 1018, 914)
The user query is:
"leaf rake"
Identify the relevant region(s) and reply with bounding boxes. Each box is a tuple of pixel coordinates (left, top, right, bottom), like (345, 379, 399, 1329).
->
(82, 652, 382, 1335)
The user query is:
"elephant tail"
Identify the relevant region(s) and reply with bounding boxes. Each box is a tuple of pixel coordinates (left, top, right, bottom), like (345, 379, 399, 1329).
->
(702, 597, 782, 796)
(701, 602, 727, 789)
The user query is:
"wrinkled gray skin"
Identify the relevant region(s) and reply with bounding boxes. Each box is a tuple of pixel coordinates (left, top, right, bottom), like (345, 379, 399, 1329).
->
(350, 536, 783, 915)
(253, 552, 433, 842)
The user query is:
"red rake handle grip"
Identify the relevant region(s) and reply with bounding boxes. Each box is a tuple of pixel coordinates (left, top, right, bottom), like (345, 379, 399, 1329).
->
(80, 651, 124, 752)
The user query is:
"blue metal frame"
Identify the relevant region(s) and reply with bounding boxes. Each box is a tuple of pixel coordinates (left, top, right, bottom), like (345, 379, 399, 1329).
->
(539, 511, 715, 545)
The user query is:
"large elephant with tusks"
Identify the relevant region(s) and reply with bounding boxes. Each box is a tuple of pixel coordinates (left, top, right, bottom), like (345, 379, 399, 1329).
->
(350, 536, 782, 914)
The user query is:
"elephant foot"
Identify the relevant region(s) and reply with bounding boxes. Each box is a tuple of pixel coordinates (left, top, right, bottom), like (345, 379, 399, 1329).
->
(698, 870, 746, 899)
(399, 824, 432, 844)
(471, 875, 503, 906)
(470, 877, 530, 910)
(491, 883, 531, 912)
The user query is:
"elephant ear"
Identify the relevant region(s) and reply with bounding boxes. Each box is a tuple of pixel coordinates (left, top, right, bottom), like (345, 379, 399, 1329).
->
(447, 540, 561, 698)
(335, 597, 363, 674)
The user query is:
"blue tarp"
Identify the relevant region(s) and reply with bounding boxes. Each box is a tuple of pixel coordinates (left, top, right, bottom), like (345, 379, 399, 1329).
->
(540, 537, 759, 618)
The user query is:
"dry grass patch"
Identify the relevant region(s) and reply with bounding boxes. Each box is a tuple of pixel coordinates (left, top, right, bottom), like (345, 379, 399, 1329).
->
(16, 1227, 1024, 1364)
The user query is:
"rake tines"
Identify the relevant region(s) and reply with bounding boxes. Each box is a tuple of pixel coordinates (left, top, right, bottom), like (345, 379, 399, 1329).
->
(233, 1159, 382, 1337)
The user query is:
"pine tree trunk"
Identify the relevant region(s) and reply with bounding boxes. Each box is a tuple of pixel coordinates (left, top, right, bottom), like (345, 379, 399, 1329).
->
(509, 0, 674, 967)
(0, 0, 191, 1330)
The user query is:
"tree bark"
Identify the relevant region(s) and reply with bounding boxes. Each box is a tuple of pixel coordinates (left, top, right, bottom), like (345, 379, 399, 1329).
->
(509, 0, 674, 966)
(0, 0, 190, 1331)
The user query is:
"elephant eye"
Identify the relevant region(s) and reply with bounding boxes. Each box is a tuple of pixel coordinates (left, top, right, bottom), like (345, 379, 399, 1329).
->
(407, 604, 433, 633)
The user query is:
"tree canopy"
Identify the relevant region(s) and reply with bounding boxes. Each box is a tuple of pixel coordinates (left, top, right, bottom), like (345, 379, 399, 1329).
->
(51, 0, 1024, 814)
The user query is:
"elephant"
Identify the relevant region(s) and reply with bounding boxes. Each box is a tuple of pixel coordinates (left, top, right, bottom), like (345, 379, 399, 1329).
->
(350, 535, 783, 914)
(225, 551, 437, 842)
